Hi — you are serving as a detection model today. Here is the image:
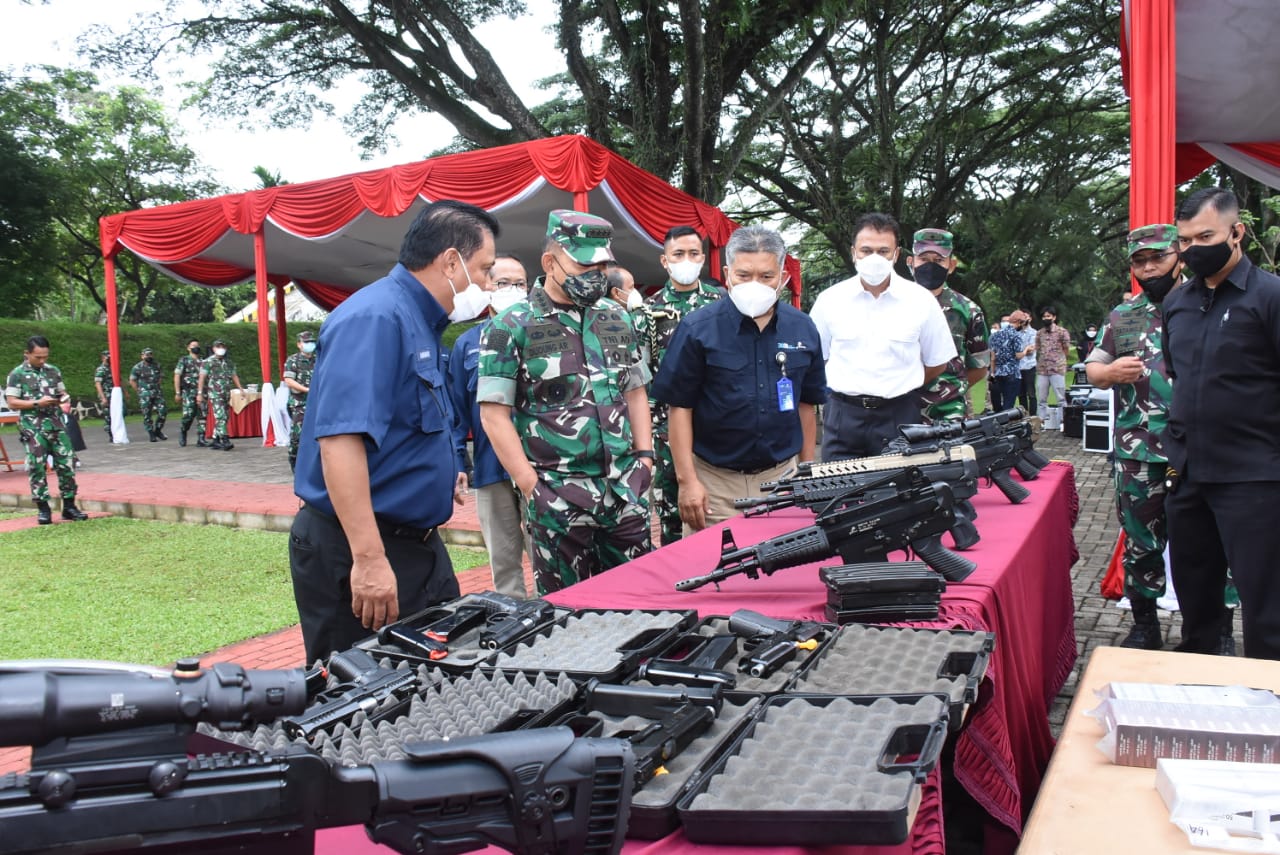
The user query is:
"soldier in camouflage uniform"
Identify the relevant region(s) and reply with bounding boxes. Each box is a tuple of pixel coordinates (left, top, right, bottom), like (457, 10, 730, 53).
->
(644, 226, 723, 544)
(1085, 224, 1237, 651)
(93, 350, 115, 438)
(282, 330, 316, 472)
(605, 264, 651, 368)
(5, 335, 88, 524)
(172, 338, 208, 447)
(908, 229, 990, 422)
(478, 210, 654, 594)
(129, 347, 168, 441)
(197, 339, 244, 451)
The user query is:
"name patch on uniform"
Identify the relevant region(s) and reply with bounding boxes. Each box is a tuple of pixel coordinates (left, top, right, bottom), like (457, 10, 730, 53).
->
(1110, 314, 1146, 356)
(526, 323, 570, 359)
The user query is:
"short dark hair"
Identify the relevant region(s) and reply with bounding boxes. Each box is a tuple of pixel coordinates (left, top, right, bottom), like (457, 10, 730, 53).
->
(605, 265, 628, 293)
(664, 225, 700, 246)
(25, 335, 49, 352)
(398, 200, 500, 271)
(852, 213, 900, 242)
(187, 338, 199, 346)
(494, 252, 524, 266)
(1177, 186, 1241, 222)
(1041, 305, 1058, 317)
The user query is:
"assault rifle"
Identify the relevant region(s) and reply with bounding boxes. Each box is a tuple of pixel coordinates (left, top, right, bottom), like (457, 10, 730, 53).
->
(738, 445, 982, 549)
(282, 647, 419, 740)
(0, 659, 634, 855)
(676, 468, 976, 591)
(882, 408, 1050, 504)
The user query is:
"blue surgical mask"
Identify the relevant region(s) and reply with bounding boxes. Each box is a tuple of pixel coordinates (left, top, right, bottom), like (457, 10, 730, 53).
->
(302, 342, 316, 354)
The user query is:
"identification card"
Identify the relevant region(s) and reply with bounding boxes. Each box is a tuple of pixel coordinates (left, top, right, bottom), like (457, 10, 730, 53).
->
(777, 377, 795, 412)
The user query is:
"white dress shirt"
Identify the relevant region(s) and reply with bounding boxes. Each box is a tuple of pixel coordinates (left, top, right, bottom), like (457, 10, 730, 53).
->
(810, 272, 957, 398)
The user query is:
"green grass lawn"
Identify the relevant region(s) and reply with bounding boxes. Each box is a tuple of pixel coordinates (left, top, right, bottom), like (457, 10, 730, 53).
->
(0, 518, 488, 663)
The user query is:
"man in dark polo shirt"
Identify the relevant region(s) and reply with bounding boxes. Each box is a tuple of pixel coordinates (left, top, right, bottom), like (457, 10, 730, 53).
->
(1163, 187, 1280, 660)
(651, 225, 827, 533)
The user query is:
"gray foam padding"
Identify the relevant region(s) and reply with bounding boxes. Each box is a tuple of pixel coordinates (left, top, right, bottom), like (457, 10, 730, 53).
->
(490, 610, 687, 674)
(791, 624, 991, 707)
(688, 695, 945, 811)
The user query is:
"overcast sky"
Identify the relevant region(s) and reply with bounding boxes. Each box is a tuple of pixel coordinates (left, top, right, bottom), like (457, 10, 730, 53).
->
(6, 0, 562, 190)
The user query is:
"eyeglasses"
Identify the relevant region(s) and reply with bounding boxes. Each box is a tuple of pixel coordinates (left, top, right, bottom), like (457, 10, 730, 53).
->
(1129, 251, 1177, 267)
(493, 279, 528, 290)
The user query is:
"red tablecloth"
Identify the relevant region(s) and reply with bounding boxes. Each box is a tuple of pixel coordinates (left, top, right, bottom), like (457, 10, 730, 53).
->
(204, 398, 262, 439)
(318, 462, 1079, 855)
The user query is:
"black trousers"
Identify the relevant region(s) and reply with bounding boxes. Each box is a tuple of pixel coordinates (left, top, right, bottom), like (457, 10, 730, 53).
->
(289, 504, 460, 663)
(1166, 478, 1280, 659)
(1018, 368, 1037, 415)
(820, 393, 921, 462)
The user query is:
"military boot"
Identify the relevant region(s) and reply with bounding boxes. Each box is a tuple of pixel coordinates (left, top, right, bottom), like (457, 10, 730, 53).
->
(179, 429, 188, 447)
(196, 433, 210, 447)
(35, 500, 52, 525)
(208, 437, 224, 450)
(148, 429, 158, 442)
(155, 428, 168, 441)
(220, 437, 235, 451)
(61, 499, 88, 522)
(1119, 597, 1163, 650)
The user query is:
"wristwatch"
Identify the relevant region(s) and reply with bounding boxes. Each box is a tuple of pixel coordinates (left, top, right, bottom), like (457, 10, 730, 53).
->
(634, 449, 656, 461)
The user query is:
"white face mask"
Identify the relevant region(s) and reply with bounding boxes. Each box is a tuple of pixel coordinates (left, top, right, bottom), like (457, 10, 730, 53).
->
(729, 280, 780, 318)
(626, 289, 645, 311)
(448, 251, 489, 322)
(489, 286, 527, 315)
(855, 253, 894, 286)
(301, 342, 316, 354)
(667, 260, 703, 286)
(213, 348, 227, 357)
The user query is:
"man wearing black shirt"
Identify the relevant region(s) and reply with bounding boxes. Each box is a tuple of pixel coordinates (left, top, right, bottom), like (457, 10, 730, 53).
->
(1163, 187, 1280, 660)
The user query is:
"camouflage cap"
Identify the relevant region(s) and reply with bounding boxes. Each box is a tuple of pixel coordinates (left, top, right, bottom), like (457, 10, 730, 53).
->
(296, 330, 315, 342)
(211, 339, 226, 347)
(547, 209, 616, 265)
(1127, 223, 1177, 257)
(141, 347, 153, 355)
(912, 228, 954, 258)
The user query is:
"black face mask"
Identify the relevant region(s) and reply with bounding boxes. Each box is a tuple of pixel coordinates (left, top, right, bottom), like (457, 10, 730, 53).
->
(561, 268, 609, 308)
(1139, 270, 1179, 304)
(144, 356, 153, 363)
(1181, 237, 1235, 278)
(190, 346, 201, 356)
(912, 261, 949, 290)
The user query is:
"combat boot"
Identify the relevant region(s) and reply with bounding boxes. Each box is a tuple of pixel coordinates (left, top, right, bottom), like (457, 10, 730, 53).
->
(208, 437, 224, 450)
(61, 499, 88, 522)
(35, 501, 52, 525)
(1119, 597, 1163, 650)
(220, 437, 235, 451)
(179, 429, 188, 447)
(155, 428, 168, 441)
(148, 429, 158, 442)
(196, 433, 210, 447)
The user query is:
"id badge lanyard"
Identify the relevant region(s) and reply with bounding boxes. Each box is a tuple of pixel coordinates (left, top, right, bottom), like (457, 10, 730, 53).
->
(775, 351, 795, 412)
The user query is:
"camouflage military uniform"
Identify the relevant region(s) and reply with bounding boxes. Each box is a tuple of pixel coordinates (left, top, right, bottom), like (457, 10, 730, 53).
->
(173, 353, 206, 441)
(920, 285, 990, 422)
(1087, 290, 1238, 609)
(5, 361, 77, 502)
(644, 280, 723, 544)
(200, 353, 238, 441)
(282, 349, 315, 471)
(129, 356, 167, 437)
(478, 284, 653, 593)
(93, 359, 115, 436)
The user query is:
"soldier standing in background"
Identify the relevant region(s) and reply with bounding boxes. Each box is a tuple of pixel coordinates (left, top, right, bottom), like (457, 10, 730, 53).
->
(173, 338, 208, 447)
(197, 339, 244, 451)
(479, 210, 654, 594)
(644, 226, 723, 545)
(605, 264, 651, 369)
(5, 335, 89, 524)
(93, 350, 114, 439)
(282, 330, 316, 472)
(907, 228, 990, 422)
(129, 347, 168, 442)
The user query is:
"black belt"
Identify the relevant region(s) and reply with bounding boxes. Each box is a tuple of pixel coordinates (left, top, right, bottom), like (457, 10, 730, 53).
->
(303, 503, 438, 543)
(829, 391, 911, 410)
(698, 455, 786, 476)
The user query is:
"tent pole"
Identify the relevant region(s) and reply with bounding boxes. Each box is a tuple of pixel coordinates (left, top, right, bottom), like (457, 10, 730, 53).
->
(253, 230, 272, 382)
(275, 280, 289, 375)
(1127, 0, 1176, 292)
(574, 191, 589, 211)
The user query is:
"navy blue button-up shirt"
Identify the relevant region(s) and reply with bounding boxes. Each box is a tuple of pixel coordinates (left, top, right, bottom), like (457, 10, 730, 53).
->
(295, 264, 459, 529)
(1163, 254, 1280, 482)
(652, 298, 827, 471)
(447, 321, 511, 490)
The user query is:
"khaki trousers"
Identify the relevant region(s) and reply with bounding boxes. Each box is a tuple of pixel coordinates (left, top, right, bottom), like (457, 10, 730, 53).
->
(685, 455, 798, 537)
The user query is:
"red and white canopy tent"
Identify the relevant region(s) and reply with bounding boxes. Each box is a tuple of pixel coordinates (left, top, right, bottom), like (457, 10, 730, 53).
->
(98, 135, 792, 404)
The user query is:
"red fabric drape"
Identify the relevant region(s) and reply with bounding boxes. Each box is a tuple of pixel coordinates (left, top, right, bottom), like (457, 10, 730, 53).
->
(253, 230, 271, 383)
(103, 254, 121, 387)
(293, 280, 355, 312)
(1126, 0, 1176, 233)
(274, 281, 289, 376)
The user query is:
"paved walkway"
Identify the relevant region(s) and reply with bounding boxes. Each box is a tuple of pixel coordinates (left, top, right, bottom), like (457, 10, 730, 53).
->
(0, 419, 1235, 776)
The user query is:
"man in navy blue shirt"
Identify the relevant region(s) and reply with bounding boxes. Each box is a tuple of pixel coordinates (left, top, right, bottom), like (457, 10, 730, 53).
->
(447, 253, 532, 598)
(652, 225, 827, 533)
(1163, 187, 1280, 660)
(291, 200, 498, 663)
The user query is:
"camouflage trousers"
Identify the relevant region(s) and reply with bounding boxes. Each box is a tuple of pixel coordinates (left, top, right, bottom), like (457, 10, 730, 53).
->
(525, 469, 652, 595)
(179, 386, 206, 436)
(23, 426, 77, 502)
(1113, 457, 1239, 606)
(652, 434, 683, 546)
(209, 391, 230, 438)
(138, 386, 167, 433)
(287, 400, 306, 471)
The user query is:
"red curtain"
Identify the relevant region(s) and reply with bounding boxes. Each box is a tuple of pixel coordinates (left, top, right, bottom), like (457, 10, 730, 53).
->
(1126, 0, 1176, 233)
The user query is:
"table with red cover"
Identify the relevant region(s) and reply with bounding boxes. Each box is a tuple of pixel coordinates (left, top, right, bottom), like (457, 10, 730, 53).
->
(204, 397, 262, 439)
(319, 462, 1079, 854)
